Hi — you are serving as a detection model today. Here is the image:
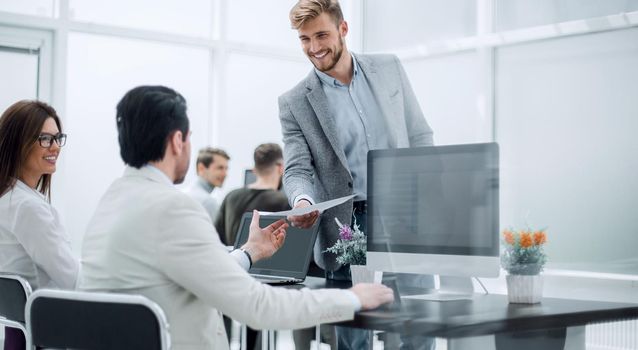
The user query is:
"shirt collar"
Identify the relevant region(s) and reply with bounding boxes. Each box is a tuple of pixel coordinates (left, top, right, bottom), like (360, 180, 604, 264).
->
(15, 179, 46, 200)
(197, 176, 215, 193)
(314, 53, 359, 88)
(122, 165, 174, 186)
(145, 165, 173, 185)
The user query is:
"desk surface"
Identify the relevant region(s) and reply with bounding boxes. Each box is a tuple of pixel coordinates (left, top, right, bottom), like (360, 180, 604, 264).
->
(299, 277, 638, 338)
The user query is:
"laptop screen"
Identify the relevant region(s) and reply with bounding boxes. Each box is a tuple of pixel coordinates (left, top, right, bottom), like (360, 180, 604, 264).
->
(234, 213, 319, 279)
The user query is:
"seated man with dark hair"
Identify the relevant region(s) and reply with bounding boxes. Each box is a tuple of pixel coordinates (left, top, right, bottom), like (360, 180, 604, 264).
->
(79, 85, 394, 350)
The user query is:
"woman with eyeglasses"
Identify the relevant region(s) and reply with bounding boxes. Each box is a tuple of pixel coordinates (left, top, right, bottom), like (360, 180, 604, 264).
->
(0, 100, 79, 350)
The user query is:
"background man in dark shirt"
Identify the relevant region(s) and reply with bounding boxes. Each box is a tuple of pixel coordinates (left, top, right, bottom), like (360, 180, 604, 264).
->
(215, 143, 290, 246)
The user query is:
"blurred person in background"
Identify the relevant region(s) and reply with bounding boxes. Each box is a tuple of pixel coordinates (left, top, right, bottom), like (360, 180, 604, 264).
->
(215, 143, 289, 246)
(186, 147, 230, 222)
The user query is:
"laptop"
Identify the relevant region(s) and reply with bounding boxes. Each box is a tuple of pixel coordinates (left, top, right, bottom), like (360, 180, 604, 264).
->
(233, 212, 320, 285)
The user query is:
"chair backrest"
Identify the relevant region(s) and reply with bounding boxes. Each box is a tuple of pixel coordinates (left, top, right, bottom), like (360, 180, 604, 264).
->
(0, 274, 32, 323)
(26, 289, 170, 350)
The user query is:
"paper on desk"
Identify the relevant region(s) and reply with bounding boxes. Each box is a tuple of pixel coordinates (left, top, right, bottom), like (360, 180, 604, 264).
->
(259, 194, 355, 216)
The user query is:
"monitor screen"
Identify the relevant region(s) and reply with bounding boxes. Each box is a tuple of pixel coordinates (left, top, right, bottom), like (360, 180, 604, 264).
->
(367, 143, 499, 277)
(244, 169, 256, 187)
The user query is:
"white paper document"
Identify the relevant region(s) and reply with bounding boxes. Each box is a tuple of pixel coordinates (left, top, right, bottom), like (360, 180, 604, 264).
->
(259, 194, 355, 217)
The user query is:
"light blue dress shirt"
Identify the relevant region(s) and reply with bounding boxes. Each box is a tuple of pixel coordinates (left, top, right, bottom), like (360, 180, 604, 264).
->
(315, 54, 391, 200)
(186, 176, 220, 223)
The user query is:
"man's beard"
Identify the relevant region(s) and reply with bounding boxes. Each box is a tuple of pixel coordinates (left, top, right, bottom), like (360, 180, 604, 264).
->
(312, 39, 344, 72)
(174, 175, 186, 185)
(174, 159, 189, 185)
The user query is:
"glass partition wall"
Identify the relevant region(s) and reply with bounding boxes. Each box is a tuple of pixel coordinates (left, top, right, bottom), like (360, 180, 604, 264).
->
(363, 0, 638, 278)
(2, 0, 637, 348)
(1, 0, 637, 290)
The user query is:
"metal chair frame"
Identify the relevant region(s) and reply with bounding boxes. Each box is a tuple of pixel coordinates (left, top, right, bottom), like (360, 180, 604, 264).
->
(0, 274, 33, 350)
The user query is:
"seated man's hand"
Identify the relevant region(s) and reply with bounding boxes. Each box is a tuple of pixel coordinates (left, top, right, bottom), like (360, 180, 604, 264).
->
(350, 283, 395, 310)
(287, 199, 319, 228)
(241, 210, 288, 262)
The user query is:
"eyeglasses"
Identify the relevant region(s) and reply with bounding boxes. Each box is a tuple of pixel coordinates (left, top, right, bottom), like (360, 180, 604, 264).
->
(38, 133, 67, 148)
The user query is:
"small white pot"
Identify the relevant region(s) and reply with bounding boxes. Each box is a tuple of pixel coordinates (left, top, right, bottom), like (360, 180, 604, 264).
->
(350, 265, 382, 285)
(506, 274, 543, 304)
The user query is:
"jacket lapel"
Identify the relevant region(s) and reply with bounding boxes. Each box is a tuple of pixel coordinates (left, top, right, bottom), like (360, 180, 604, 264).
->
(354, 54, 399, 148)
(305, 72, 350, 171)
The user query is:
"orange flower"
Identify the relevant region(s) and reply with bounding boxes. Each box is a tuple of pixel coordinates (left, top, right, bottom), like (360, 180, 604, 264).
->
(503, 230, 515, 245)
(520, 232, 533, 248)
(533, 231, 547, 245)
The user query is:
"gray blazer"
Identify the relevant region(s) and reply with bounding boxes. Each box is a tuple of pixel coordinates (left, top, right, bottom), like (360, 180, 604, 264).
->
(278, 53, 434, 271)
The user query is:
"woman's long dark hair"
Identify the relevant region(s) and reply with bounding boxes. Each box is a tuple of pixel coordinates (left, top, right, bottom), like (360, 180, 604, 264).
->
(0, 100, 62, 201)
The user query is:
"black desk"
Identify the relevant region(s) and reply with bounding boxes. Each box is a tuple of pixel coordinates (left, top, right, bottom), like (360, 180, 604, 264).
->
(300, 277, 638, 350)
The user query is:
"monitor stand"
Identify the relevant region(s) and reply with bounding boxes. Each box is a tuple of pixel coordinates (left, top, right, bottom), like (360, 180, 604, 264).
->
(401, 276, 474, 301)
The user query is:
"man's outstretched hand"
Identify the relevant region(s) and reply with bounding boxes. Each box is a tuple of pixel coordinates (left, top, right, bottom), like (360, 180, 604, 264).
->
(241, 210, 288, 262)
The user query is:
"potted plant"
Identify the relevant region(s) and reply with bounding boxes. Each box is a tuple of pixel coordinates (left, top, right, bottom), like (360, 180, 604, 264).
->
(501, 228, 548, 303)
(325, 218, 380, 284)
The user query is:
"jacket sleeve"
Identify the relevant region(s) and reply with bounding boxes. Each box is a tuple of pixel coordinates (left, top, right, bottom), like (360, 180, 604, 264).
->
(394, 55, 435, 147)
(12, 199, 79, 289)
(278, 95, 316, 206)
(156, 194, 356, 330)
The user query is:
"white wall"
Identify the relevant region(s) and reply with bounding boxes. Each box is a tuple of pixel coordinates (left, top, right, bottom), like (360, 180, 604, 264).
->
(363, 0, 638, 279)
(219, 53, 309, 191)
(496, 28, 638, 274)
(0, 49, 38, 112)
(63, 32, 213, 251)
(403, 51, 489, 146)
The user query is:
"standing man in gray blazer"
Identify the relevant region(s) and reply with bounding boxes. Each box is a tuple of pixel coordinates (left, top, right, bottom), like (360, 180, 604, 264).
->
(279, 0, 435, 348)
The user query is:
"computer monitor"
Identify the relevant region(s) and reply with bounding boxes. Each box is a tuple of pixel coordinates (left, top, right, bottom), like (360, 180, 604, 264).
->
(366, 143, 500, 298)
(244, 168, 284, 191)
(244, 169, 256, 187)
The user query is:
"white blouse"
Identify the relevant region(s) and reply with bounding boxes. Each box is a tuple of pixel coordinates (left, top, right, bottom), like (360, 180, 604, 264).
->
(0, 180, 79, 289)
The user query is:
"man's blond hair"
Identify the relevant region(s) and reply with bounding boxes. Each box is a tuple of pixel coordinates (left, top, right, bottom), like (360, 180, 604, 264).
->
(289, 0, 344, 29)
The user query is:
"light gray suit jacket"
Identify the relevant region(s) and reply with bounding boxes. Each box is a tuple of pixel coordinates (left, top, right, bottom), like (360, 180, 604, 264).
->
(279, 53, 434, 271)
(79, 166, 357, 350)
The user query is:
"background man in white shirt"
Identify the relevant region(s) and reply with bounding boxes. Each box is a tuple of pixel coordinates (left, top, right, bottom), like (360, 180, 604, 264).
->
(186, 147, 229, 223)
(79, 85, 394, 350)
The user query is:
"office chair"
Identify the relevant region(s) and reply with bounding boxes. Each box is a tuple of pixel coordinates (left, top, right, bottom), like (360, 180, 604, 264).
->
(26, 289, 170, 350)
(0, 274, 33, 350)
